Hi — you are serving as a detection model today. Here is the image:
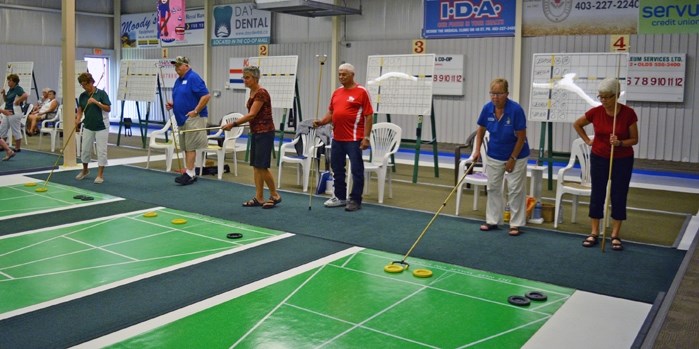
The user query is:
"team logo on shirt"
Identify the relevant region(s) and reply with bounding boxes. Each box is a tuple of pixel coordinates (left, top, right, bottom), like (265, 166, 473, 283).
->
(506, 117, 511, 125)
(347, 96, 355, 102)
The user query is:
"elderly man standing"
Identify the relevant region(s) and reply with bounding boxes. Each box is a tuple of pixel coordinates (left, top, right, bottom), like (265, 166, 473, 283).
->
(313, 63, 374, 212)
(166, 56, 211, 185)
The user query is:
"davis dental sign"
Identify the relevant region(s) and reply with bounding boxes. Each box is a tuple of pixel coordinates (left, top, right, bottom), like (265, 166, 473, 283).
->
(211, 4, 271, 46)
(638, 0, 699, 34)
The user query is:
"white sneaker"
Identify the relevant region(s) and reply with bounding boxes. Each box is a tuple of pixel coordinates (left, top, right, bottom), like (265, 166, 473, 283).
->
(75, 171, 90, 180)
(324, 197, 347, 207)
(94, 177, 104, 184)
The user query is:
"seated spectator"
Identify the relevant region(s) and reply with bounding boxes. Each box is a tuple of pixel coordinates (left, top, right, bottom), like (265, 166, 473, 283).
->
(27, 89, 59, 135)
(32, 88, 51, 112)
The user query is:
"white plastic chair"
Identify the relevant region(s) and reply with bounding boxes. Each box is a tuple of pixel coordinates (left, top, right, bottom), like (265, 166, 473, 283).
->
(554, 136, 593, 228)
(455, 139, 490, 214)
(197, 113, 245, 179)
(39, 105, 63, 152)
(278, 127, 321, 192)
(146, 118, 179, 172)
(363, 122, 402, 203)
(18, 103, 33, 145)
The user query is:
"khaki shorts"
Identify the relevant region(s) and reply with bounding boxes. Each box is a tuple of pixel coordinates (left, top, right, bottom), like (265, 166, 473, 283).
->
(179, 116, 208, 151)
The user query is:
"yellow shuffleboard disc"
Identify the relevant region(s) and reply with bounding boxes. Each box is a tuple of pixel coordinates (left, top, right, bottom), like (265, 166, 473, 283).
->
(171, 218, 187, 225)
(24, 182, 37, 187)
(143, 211, 158, 218)
(384, 264, 405, 273)
(35, 187, 48, 192)
(412, 269, 433, 278)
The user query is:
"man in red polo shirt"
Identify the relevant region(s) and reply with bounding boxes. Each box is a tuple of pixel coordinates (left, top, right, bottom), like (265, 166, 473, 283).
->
(314, 63, 373, 211)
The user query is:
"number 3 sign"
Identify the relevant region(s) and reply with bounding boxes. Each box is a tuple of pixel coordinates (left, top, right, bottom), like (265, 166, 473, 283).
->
(413, 39, 426, 54)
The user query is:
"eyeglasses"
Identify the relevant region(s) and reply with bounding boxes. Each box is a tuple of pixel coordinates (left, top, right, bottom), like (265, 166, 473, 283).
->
(597, 95, 616, 101)
(489, 92, 507, 97)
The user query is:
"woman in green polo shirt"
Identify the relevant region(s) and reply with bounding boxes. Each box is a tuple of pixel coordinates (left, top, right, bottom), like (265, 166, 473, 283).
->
(74, 72, 111, 184)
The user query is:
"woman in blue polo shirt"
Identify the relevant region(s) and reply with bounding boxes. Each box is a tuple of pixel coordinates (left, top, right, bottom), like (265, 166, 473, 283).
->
(472, 78, 530, 236)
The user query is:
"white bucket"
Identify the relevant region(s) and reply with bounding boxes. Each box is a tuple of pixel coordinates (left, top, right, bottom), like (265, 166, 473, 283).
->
(325, 179, 334, 194)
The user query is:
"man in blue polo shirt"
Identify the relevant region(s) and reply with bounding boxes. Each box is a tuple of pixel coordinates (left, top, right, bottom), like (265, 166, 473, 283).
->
(166, 56, 211, 185)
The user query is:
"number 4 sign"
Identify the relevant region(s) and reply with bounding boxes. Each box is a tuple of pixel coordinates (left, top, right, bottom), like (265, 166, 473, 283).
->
(610, 34, 630, 52)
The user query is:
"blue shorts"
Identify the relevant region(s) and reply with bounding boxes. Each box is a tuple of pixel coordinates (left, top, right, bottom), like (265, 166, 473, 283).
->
(250, 131, 275, 168)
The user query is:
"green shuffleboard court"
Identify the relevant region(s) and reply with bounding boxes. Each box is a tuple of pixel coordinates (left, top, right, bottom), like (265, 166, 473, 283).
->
(99, 249, 574, 349)
(0, 182, 119, 219)
(0, 208, 289, 317)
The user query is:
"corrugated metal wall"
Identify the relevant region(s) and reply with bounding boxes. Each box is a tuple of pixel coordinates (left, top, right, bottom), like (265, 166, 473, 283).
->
(0, 44, 112, 106)
(522, 34, 699, 162)
(119, 47, 205, 125)
(2, 0, 697, 162)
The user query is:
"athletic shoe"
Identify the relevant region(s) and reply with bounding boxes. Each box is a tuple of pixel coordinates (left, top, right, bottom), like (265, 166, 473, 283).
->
(176, 173, 197, 186)
(75, 171, 90, 180)
(324, 197, 346, 207)
(345, 200, 361, 212)
(94, 177, 104, 184)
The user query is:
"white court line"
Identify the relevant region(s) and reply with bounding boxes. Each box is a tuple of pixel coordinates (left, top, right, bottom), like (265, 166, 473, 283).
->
(360, 251, 572, 298)
(0, 180, 124, 221)
(0, 207, 163, 241)
(0, 233, 295, 321)
(0, 197, 125, 221)
(317, 285, 431, 348)
(283, 303, 440, 348)
(0, 206, 285, 275)
(63, 235, 139, 261)
(0, 215, 125, 259)
(678, 213, 699, 250)
(330, 263, 553, 317)
(458, 317, 550, 349)
(230, 262, 332, 348)
(522, 290, 651, 349)
(73, 246, 364, 349)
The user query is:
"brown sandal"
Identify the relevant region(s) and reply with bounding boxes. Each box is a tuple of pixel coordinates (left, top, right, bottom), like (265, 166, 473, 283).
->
(242, 197, 263, 207)
(262, 199, 278, 209)
(611, 237, 624, 251)
(480, 224, 497, 231)
(582, 234, 599, 247)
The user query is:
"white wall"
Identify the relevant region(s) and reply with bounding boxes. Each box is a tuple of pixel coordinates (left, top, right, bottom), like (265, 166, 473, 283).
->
(1, 0, 697, 162)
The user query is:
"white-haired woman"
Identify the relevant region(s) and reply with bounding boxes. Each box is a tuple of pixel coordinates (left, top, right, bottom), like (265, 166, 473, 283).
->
(573, 78, 639, 251)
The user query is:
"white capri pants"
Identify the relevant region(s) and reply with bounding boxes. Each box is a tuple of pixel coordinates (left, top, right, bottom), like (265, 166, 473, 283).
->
(80, 128, 109, 166)
(0, 113, 22, 140)
(485, 156, 529, 228)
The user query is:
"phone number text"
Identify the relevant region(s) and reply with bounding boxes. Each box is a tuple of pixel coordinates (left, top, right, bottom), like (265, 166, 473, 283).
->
(574, 0, 638, 10)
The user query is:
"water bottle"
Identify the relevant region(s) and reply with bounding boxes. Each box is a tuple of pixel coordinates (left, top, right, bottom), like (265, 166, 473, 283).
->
(504, 203, 511, 223)
(533, 201, 542, 220)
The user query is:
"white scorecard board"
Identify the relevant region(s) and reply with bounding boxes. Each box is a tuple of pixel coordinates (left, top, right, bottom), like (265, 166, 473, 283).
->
(627, 53, 686, 102)
(117, 60, 160, 102)
(366, 54, 435, 116)
(5, 62, 34, 92)
(57, 60, 89, 99)
(529, 53, 628, 123)
(246, 56, 298, 109)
